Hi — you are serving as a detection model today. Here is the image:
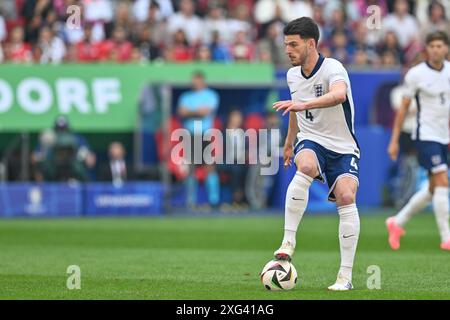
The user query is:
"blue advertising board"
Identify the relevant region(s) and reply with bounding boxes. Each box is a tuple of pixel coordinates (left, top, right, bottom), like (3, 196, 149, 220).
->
(0, 183, 82, 218)
(84, 182, 164, 216)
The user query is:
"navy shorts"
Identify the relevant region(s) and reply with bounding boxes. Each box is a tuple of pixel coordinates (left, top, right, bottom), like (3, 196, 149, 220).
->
(415, 140, 448, 174)
(293, 140, 360, 202)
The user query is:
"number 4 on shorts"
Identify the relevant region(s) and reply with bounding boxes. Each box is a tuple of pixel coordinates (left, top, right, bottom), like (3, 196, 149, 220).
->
(350, 157, 358, 171)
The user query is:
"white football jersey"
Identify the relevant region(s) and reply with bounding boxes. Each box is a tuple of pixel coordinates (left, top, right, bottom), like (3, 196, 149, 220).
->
(403, 61, 450, 144)
(287, 55, 360, 158)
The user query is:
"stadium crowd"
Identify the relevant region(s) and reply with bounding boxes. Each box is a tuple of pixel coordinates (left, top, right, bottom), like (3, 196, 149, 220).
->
(0, 0, 449, 68)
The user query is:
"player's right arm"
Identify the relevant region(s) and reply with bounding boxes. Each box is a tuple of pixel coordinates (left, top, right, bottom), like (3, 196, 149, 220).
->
(283, 111, 299, 167)
(388, 97, 412, 161)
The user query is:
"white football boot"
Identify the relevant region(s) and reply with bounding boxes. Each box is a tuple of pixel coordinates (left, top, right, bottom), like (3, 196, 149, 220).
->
(327, 273, 353, 291)
(273, 241, 295, 261)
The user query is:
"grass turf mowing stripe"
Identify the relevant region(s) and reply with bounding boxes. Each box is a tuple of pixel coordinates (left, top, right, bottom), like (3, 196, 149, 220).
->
(0, 212, 449, 299)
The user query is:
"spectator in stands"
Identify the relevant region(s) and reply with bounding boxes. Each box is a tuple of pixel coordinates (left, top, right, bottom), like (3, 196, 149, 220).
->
(220, 109, 248, 208)
(351, 47, 370, 67)
(0, 0, 443, 69)
(165, 29, 194, 62)
(104, 26, 133, 62)
(254, 0, 289, 26)
(209, 31, 232, 62)
(226, 0, 254, 20)
(312, 2, 325, 27)
(196, 45, 212, 62)
(134, 24, 161, 62)
(98, 142, 133, 186)
(228, 3, 253, 42)
(323, 0, 360, 23)
(107, 1, 133, 39)
(254, 0, 313, 27)
(380, 50, 400, 67)
(323, 7, 352, 42)
(383, 0, 420, 49)
(168, 0, 203, 46)
(329, 29, 352, 65)
(22, 0, 54, 44)
(286, 0, 314, 21)
(75, 23, 104, 62)
(132, 0, 174, 23)
(256, 21, 287, 68)
(230, 30, 255, 62)
(203, 5, 230, 45)
(177, 71, 220, 209)
(0, 9, 6, 43)
(34, 25, 66, 64)
(138, 2, 169, 46)
(4, 26, 32, 63)
(82, 0, 114, 42)
(420, 1, 450, 40)
(377, 31, 405, 65)
(351, 21, 378, 63)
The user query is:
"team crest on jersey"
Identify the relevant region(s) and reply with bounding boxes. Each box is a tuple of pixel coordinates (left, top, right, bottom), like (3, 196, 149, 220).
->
(314, 84, 324, 97)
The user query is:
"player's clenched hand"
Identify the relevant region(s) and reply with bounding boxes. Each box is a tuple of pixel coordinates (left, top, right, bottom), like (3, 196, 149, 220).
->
(283, 143, 293, 168)
(387, 141, 399, 161)
(273, 100, 308, 116)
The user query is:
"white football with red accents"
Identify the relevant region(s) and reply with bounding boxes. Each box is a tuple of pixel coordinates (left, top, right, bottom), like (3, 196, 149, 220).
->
(260, 260, 298, 291)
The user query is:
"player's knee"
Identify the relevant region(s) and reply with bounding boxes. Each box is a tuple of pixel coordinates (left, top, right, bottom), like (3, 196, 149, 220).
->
(431, 172, 449, 189)
(298, 163, 316, 178)
(438, 175, 449, 187)
(436, 179, 449, 188)
(336, 191, 355, 207)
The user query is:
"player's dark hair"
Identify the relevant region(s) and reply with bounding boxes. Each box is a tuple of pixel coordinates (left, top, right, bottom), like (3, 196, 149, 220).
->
(283, 17, 320, 46)
(425, 31, 449, 45)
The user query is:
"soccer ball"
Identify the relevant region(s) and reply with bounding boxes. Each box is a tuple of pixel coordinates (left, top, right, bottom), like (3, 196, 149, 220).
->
(260, 260, 297, 291)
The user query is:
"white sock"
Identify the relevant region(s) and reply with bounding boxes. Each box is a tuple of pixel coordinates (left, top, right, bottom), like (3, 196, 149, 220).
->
(338, 204, 360, 282)
(282, 172, 313, 246)
(395, 183, 432, 227)
(433, 187, 450, 243)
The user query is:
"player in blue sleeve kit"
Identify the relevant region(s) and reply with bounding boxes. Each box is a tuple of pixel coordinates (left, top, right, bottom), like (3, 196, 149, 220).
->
(386, 31, 450, 251)
(272, 17, 360, 291)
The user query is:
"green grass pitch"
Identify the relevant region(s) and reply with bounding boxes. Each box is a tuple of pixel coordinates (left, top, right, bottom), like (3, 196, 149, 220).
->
(1, 211, 450, 300)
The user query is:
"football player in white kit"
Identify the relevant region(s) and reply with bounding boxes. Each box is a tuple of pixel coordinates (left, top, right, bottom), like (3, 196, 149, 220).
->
(386, 31, 450, 251)
(272, 17, 360, 291)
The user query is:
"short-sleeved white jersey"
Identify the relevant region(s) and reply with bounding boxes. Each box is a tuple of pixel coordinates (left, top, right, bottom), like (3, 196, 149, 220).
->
(403, 61, 450, 144)
(287, 54, 360, 158)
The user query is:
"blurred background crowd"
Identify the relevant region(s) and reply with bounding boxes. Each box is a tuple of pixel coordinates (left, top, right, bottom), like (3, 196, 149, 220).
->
(1, 0, 449, 68)
(1, 0, 449, 212)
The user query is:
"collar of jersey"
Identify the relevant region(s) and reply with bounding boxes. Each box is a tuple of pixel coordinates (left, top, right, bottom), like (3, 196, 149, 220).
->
(301, 53, 325, 79)
(425, 61, 444, 72)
